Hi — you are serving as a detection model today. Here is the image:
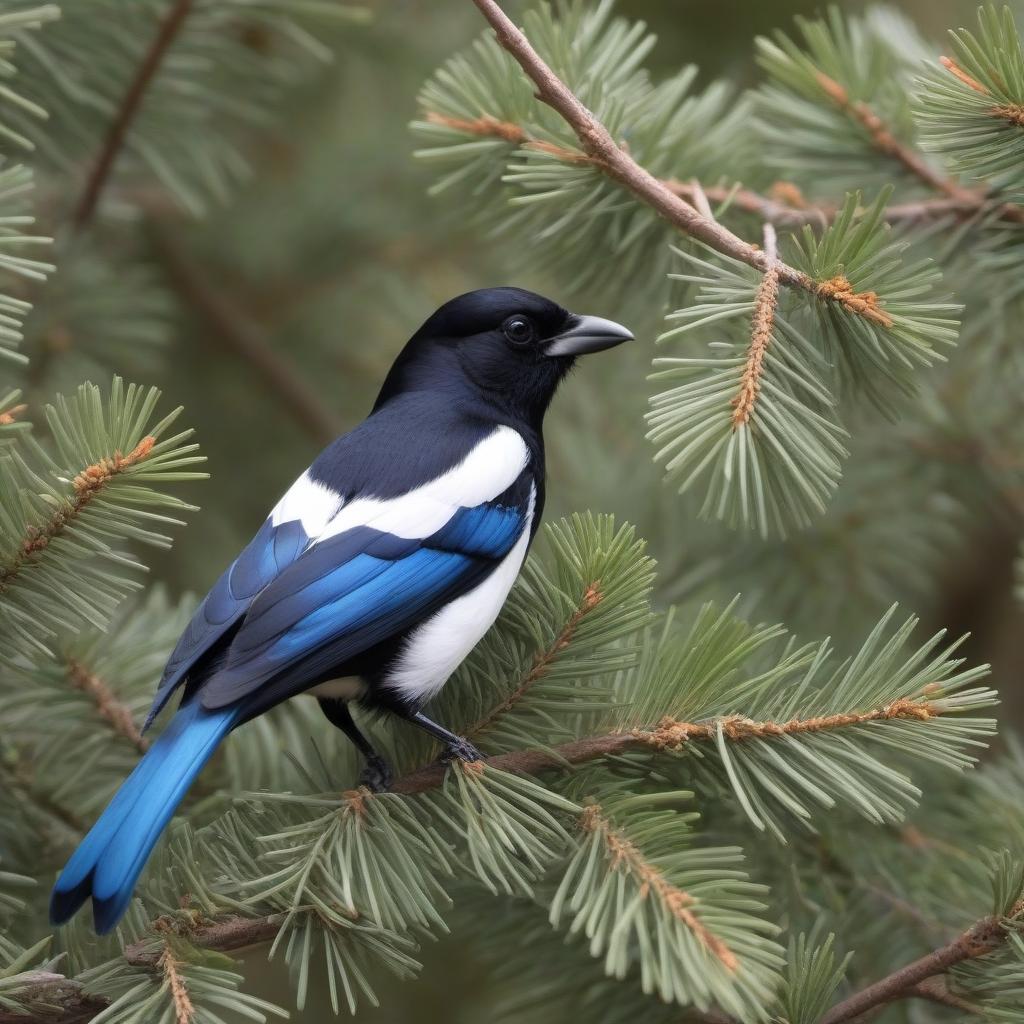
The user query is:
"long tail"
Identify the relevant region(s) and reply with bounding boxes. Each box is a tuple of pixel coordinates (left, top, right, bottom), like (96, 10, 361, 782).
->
(50, 699, 238, 933)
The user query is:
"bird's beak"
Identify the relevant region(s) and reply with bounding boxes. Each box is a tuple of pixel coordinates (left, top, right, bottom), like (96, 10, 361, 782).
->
(545, 313, 634, 357)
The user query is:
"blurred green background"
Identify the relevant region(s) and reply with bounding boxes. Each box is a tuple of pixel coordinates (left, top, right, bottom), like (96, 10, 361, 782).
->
(150, 0, 973, 593)
(76, 0, 1008, 1018)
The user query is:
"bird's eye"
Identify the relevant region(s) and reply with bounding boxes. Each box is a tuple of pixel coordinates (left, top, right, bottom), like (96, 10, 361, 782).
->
(502, 316, 535, 346)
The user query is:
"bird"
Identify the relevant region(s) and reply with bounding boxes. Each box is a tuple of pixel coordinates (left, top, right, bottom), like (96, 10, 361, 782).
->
(49, 286, 632, 934)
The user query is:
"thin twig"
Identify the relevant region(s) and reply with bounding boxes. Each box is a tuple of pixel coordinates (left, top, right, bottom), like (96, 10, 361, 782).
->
(0, 972, 110, 1024)
(426, 111, 1024, 228)
(906, 977, 984, 1015)
(821, 902, 1024, 1024)
(68, 660, 149, 753)
(393, 697, 942, 795)
(813, 70, 971, 201)
(466, 0, 837, 300)
(150, 226, 342, 446)
(122, 915, 286, 967)
(732, 223, 779, 426)
(581, 803, 738, 970)
(158, 948, 195, 1024)
(467, 581, 603, 738)
(0, 436, 155, 592)
(73, 0, 195, 229)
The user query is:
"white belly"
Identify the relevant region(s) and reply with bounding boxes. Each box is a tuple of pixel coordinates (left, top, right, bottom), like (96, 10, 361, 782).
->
(382, 488, 535, 703)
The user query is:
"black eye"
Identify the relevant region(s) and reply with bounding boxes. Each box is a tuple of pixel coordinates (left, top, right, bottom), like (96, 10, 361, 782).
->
(502, 315, 534, 346)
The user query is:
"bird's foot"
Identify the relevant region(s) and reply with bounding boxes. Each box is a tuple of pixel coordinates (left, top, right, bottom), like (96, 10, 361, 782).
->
(440, 736, 483, 764)
(358, 754, 393, 793)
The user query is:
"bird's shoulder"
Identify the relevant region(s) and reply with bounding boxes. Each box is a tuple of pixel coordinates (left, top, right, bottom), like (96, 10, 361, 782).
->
(307, 393, 541, 501)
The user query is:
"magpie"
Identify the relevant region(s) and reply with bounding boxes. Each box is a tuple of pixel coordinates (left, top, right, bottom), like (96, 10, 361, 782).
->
(49, 286, 632, 933)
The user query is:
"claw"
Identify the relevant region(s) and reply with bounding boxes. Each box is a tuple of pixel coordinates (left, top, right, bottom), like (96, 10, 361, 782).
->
(358, 754, 393, 793)
(440, 737, 483, 763)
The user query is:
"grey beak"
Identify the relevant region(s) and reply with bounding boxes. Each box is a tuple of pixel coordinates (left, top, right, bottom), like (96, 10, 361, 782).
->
(545, 313, 634, 357)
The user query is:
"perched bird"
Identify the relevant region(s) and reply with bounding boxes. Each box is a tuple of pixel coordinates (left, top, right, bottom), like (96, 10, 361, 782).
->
(50, 286, 632, 933)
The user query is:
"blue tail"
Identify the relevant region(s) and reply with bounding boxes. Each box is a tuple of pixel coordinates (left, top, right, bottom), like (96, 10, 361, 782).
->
(50, 699, 238, 933)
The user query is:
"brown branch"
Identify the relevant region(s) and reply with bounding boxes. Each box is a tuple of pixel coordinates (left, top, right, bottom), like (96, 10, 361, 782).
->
(906, 977, 983, 1015)
(122, 914, 286, 968)
(5, 919, 283, 1024)
(427, 109, 1024, 230)
(393, 696, 942, 795)
(73, 0, 195, 229)
(821, 901, 1024, 1024)
(149, 226, 342, 446)
(5, 695, 977, 1023)
(0, 436, 156, 591)
(732, 224, 779, 426)
(68, 660, 149, 753)
(158, 949, 195, 1024)
(581, 803, 738, 970)
(815, 276, 893, 328)
(814, 70, 971, 201)
(1, 755, 87, 837)
(467, 581, 603, 738)
(0, 972, 110, 1024)
(0, 402, 27, 425)
(465, 0, 834, 299)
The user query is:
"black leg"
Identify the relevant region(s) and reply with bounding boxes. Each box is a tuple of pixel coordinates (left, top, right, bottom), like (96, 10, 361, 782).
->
(402, 709, 483, 763)
(317, 698, 393, 792)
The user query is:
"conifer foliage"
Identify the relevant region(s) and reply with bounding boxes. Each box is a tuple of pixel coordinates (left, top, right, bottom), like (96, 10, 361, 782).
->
(2, 1, 1024, 1023)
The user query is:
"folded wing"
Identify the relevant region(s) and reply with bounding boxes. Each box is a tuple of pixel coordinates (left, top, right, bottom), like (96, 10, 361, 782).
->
(145, 471, 342, 726)
(199, 497, 528, 712)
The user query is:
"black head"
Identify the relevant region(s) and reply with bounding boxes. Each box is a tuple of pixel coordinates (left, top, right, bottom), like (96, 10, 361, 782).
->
(375, 287, 632, 426)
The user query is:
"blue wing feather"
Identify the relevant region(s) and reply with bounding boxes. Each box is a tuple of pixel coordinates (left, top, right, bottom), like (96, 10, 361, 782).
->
(199, 499, 527, 711)
(145, 517, 315, 727)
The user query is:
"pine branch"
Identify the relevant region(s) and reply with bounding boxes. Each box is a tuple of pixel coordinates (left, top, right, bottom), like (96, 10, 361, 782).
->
(122, 915, 285, 968)
(812, 68, 971, 202)
(0, 379, 206, 661)
(465, 580, 603, 740)
(72, 0, 195, 230)
(425, 107, 1022, 227)
(731, 224, 779, 428)
(915, 7, 1024, 199)
(426, 515, 654, 758)
(0, 971, 110, 1024)
(576, 802, 738, 970)
(0, 435, 155, 594)
(66, 660, 149, 754)
(464, 0, 892, 323)
(4, 917, 286, 1024)
(820, 901, 1024, 1024)
(392, 695, 952, 796)
(157, 947, 195, 1024)
(7, 698, 994, 1023)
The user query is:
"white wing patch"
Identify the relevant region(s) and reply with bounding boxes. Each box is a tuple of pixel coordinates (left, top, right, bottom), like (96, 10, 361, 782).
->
(383, 484, 535, 703)
(270, 470, 343, 536)
(316, 425, 529, 544)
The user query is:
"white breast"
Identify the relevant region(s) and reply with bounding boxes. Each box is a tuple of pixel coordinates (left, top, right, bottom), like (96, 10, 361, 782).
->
(382, 484, 535, 704)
